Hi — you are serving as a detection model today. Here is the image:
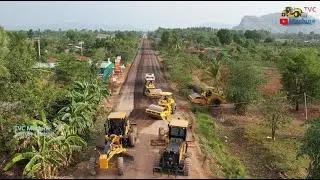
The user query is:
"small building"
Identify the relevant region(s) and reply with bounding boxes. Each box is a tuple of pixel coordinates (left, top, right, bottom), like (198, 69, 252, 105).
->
(99, 59, 114, 81)
(47, 57, 56, 68)
(76, 56, 89, 61)
(33, 57, 56, 69)
(96, 34, 110, 40)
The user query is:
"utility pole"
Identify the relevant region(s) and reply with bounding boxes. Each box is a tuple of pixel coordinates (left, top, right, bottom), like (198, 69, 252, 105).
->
(79, 41, 84, 56)
(36, 37, 41, 60)
(304, 92, 308, 120)
(80, 42, 83, 55)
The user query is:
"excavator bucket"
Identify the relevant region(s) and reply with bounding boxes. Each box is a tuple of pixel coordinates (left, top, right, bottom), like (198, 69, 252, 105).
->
(145, 104, 166, 120)
(188, 93, 201, 101)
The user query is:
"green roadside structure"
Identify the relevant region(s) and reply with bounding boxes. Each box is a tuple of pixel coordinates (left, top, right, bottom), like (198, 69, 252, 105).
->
(99, 60, 114, 82)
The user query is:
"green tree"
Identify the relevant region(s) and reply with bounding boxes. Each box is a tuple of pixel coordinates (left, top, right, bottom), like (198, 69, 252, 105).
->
(217, 29, 232, 45)
(0, 26, 10, 78)
(27, 29, 34, 39)
(278, 48, 320, 111)
(264, 37, 275, 43)
(201, 61, 222, 91)
(225, 59, 265, 115)
(261, 91, 291, 140)
(299, 118, 320, 179)
(244, 30, 263, 43)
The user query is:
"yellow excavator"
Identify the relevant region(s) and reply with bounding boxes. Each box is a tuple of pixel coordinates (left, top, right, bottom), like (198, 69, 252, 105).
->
(144, 73, 163, 98)
(89, 112, 138, 176)
(188, 87, 226, 106)
(146, 92, 177, 120)
(151, 118, 192, 176)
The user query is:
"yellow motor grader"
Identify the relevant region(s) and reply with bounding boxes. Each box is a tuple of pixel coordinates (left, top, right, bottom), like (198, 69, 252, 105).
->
(146, 92, 177, 120)
(188, 86, 226, 106)
(89, 112, 138, 176)
(151, 118, 192, 176)
(144, 73, 163, 98)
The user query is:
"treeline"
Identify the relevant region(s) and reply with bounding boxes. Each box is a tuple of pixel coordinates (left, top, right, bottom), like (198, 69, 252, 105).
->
(0, 26, 141, 178)
(25, 28, 142, 64)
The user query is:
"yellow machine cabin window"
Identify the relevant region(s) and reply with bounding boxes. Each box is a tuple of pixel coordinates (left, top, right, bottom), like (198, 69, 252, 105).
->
(106, 118, 125, 135)
(169, 127, 186, 141)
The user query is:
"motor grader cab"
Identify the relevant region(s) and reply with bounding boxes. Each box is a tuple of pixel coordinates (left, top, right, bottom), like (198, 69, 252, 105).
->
(146, 92, 177, 120)
(104, 112, 138, 147)
(152, 119, 191, 176)
(89, 112, 138, 176)
(281, 7, 303, 17)
(188, 87, 226, 106)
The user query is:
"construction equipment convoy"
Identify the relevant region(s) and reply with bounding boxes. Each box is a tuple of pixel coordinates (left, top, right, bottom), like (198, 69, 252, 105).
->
(145, 92, 177, 120)
(188, 86, 226, 106)
(144, 73, 163, 98)
(88, 72, 194, 176)
(152, 118, 192, 176)
(89, 112, 138, 176)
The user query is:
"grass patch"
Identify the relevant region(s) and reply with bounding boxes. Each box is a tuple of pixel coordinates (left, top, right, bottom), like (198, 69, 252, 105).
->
(244, 120, 309, 178)
(194, 112, 247, 178)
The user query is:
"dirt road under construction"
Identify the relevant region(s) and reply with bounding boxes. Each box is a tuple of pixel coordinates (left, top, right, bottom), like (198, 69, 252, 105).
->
(87, 38, 214, 179)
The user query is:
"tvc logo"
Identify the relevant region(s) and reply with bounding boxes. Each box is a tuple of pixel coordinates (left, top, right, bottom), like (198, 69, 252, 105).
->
(304, 6, 316, 13)
(280, 6, 317, 25)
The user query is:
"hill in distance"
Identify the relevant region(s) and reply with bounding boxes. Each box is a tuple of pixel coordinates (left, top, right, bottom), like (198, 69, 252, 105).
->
(233, 12, 320, 34)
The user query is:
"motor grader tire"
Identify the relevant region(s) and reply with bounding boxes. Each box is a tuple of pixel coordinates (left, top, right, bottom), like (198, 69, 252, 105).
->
(211, 99, 221, 107)
(158, 127, 165, 140)
(153, 156, 161, 168)
(294, 11, 300, 17)
(129, 133, 135, 147)
(171, 103, 177, 114)
(89, 157, 97, 176)
(159, 148, 165, 155)
(183, 157, 191, 176)
(117, 157, 124, 176)
(143, 87, 146, 96)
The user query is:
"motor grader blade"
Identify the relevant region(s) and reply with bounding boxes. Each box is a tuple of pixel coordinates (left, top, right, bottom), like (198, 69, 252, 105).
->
(150, 139, 166, 146)
(188, 93, 203, 103)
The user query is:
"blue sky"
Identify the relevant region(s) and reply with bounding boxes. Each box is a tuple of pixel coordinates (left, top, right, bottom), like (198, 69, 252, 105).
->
(0, 1, 318, 30)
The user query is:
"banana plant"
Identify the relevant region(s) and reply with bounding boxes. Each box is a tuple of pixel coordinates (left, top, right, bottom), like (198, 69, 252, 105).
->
(58, 100, 94, 135)
(4, 132, 67, 178)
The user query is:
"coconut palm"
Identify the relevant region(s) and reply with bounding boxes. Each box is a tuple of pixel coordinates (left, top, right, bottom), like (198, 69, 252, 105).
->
(201, 60, 222, 91)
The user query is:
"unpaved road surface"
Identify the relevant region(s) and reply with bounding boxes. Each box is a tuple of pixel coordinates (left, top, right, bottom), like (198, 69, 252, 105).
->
(75, 39, 215, 179)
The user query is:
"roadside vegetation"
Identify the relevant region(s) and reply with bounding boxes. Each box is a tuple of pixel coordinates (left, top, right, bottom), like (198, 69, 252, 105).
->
(0, 26, 141, 178)
(149, 27, 320, 178)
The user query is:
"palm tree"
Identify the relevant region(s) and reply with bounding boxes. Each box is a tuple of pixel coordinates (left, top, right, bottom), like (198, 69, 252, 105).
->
(201, 60, 222, 91)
